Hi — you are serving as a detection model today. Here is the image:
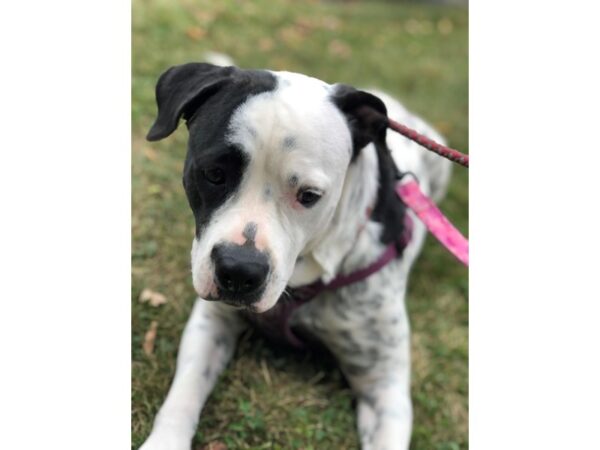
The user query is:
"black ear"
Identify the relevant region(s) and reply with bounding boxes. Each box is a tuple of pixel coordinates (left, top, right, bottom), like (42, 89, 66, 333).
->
(331, 84, 389, 157)
(146, 63, 237, 142)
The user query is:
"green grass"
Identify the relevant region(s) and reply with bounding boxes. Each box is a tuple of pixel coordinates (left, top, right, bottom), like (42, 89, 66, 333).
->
(132, 0, 468, 448)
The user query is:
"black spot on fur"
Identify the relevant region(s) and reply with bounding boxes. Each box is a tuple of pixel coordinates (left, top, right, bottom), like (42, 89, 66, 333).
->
(263, 184, 273, 200)
(242, 222, 257, 243)
(288, 174, 299, 188)
(246, 126, 257, 137)
(343, 362, 371, 376)
(282, 136, 296, 150)
(214, 335, 229, 347)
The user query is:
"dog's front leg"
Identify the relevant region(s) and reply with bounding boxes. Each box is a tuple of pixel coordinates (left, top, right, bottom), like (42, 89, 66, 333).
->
(354, 374, 412, 450)
(297, 287, 413, 448)
(140, 298, 246, 450)
(349, 315, 413, 450)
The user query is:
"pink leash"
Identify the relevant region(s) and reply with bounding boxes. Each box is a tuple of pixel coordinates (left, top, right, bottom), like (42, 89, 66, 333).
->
(387, 118, 469, 266)
(245, 119, 469, 348)
(396, 180, 468, 266)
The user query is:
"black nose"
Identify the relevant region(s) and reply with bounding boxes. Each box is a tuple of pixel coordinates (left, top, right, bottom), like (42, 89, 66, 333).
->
(211, 243, 269, 302)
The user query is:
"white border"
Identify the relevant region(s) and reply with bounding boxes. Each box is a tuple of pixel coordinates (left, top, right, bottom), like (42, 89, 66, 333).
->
(0, 1, 131, 448)
(471, 1, 600, 448)
(1, 0, 600, 449)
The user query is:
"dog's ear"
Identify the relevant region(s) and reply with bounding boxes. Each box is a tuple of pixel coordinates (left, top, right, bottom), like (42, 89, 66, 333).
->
(330, 84, 388, 156)
(146, 63, 236, 141)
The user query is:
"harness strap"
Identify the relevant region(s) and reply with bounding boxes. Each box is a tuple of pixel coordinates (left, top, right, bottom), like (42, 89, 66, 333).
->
(245, 176, 469, 348)
(244, 213, 414, 349)
(289, 212, 413, 302)
(396, 179, 469, 266)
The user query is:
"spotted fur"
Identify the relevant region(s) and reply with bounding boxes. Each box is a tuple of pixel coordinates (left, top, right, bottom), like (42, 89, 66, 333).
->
(140, 58, 451, 450)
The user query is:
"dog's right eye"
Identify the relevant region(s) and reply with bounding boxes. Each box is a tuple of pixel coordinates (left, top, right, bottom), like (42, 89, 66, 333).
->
(297, 188, 323, 208)
(202, 168, 226, 185)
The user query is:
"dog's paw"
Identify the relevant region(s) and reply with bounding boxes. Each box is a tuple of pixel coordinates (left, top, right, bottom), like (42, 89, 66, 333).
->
(138, 431, 192, 450)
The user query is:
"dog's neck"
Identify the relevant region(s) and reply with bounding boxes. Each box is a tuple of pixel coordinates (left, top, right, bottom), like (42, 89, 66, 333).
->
(288, 143, 387, 286)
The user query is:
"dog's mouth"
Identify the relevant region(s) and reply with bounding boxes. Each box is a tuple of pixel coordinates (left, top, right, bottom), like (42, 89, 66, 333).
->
(204, 290, 262, 313)
(223, 299, 259, 312)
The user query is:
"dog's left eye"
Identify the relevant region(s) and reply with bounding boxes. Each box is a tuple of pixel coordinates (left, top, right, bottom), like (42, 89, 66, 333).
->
(297, 188, 322, 208)
(202, 168, 226, 185)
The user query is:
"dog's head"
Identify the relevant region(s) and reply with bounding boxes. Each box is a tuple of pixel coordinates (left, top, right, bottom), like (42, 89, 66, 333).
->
(147, 63, 388, 312)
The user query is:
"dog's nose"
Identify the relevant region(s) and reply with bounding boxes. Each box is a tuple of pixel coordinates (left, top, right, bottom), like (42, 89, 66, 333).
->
(211, 244, 269, 301)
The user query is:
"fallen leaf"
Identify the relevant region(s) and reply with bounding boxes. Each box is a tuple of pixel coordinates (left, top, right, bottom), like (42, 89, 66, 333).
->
(139, 288, 168, 307)
(320, 16, 341, 30)
(186, 26, 206, 41)
(294, 16, 317, 31)
(143, 147, 158, 161)
(197, 441, 227, 450)
(258, 37, 274, 51)
(278, 26, 303, 46)
(405, 18, 421, 35)
(328, 39, 352, 59)
(193, 10, 216, 26)
(435, 121, 453, 135)
(437, 18, 454, 35)
(143, 321, 158, 356)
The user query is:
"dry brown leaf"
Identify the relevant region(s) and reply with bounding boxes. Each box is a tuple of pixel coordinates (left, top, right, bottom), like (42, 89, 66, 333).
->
(320, 16, 341, 30)
(143, 321, 158, 356)
(197, 441, 227, 450)
(328, 39, 352, 59)
(405, 19, 422, 35)
(139, 288, 168, 307)
(437, 18, 454, 35)
(143, 147, 158, 161)
(186, 26, 206, 41)
(258, 37, 274, 51)
(193, 10, 216, 26)
(278, 26, 303, 45)
(294, 16, 317, 31)
(435, 121, 453, 135)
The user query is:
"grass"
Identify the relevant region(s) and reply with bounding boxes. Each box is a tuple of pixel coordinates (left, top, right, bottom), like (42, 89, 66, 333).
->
(132, 0, 468, 448)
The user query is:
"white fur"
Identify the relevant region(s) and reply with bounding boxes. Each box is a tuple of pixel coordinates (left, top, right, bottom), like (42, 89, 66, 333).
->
(142, 69, 452, 450)
(141, 300, 245, 450)
(191, 72, 354, 312)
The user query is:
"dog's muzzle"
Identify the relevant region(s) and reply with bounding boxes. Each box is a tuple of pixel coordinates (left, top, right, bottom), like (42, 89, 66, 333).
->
(211, 243, 270, 305)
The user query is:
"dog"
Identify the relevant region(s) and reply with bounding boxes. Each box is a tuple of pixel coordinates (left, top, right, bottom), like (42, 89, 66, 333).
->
(139, 58, 452, 450)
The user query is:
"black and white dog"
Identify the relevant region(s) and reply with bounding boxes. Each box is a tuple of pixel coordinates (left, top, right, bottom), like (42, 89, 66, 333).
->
(140, 59, 451, 450)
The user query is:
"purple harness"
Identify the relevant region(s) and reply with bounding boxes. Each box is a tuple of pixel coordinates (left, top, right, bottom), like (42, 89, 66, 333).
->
(243, 214, 414, 348)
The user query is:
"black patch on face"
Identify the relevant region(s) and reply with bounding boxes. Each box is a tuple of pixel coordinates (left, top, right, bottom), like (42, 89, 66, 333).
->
(330, 84, 407, 249)
(183, 144, 249, 237)
(146, 63, 277, 238)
